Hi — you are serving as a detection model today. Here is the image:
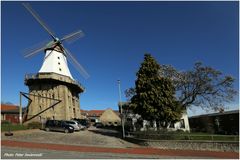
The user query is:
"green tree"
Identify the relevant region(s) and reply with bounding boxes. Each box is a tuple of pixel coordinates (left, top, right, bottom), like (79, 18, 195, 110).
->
(126, 62, 237, 112)
(130, 54, 183, 128)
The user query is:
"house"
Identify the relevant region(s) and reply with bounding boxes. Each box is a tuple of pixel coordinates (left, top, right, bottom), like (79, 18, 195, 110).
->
(189, 109, 239, 135)
(1, 104, 20, 123)
(80, 109, 121, 126)
(86, 110, 104, 123)
(99, 108, 121, 126)
(119, 102, 190, 132)
(80, 109, 88, 119)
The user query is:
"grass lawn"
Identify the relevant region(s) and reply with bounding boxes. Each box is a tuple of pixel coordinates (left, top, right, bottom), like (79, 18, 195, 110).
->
(1, 123, 28, 132)
(130, 131, 239, 142)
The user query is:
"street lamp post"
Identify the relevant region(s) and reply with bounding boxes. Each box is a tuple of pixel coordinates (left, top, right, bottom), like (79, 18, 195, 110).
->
(117, 80, 125, 138)
(19, 92, 22, 125)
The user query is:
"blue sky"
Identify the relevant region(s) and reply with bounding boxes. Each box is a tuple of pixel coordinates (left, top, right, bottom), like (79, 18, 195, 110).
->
(1, 1, 239, 116)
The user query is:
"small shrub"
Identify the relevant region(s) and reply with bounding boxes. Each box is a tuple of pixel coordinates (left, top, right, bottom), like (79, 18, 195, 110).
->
(1, 124, 28, 131)
(1, 120, 11, 125)
(27, 122, 42, 129)
(176, 129, 185, 133)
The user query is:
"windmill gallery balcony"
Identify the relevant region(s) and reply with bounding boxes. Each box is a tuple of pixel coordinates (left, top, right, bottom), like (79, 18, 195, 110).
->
(25, 72, 84, 93)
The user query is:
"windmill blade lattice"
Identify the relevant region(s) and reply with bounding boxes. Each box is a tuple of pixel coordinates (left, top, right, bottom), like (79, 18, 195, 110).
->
(23, 40, 52, 58)
(61, 30, 85, 44)
(23, 3, 56, 40)
(64, 47, 90, 79)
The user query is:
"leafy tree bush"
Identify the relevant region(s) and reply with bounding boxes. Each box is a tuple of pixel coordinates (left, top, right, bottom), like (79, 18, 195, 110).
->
(27, 122, 42, 129)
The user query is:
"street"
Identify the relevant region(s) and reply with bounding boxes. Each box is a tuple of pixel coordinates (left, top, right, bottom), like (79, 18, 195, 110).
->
(1, 128, 238, 159)
(2, 146, 192, 159)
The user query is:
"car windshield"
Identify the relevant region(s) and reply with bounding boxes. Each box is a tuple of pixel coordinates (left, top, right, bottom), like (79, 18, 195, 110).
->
(61, 121, 68, 125)
(66, 121, 76, 125)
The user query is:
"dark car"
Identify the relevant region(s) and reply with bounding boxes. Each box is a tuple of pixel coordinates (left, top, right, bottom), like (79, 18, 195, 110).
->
(94, 122, 103, 128)
(45, 120, 74, 133)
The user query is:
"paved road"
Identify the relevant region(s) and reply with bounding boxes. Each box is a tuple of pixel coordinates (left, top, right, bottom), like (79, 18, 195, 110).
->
(2, 146, 189, 159)
(2, 140, 238, 159)
(1, 128, 238, 159)
(1, 127, 137, 148)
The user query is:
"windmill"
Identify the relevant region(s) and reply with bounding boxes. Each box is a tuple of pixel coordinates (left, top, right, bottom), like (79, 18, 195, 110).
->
(22, 3, 88, 124)
(22, 3, 89, 79)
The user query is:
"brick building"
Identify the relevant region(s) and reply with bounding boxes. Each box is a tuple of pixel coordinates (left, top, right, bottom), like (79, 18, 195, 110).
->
(1, 104, 20, 123)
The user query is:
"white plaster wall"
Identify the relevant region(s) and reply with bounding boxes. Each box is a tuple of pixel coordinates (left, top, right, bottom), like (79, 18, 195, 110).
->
(174, 111, 190, 131)
(39, 50, 73, 79)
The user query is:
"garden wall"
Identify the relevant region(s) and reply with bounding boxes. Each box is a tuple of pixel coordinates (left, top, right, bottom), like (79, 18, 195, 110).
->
(125, 137, 239, 152)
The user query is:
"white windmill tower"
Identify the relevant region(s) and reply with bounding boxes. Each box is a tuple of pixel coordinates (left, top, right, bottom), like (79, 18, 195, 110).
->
(22, 3, 89, 123)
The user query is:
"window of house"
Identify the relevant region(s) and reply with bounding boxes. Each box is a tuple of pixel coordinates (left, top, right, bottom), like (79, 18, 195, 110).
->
(169, 122, 175, 128)
(180, 119, 185, 128)
(127, 118, 132, 122)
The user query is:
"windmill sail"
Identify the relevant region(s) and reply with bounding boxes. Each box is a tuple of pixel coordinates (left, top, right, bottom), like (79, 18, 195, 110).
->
(23, 3, 56, 40)
(23, 40, 51, 58)
(64, 47, 90, 79)
(61, 30, 85, 44)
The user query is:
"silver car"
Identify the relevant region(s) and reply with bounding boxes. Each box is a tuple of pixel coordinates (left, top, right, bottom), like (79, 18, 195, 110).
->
(64, 120, 80, 131)
(71, 120, 86, 130)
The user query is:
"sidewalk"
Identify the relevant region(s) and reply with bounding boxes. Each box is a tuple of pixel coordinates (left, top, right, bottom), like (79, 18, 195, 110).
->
(1, 140, 239, 159)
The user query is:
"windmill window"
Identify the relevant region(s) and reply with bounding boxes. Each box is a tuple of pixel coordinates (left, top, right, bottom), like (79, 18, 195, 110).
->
(59, 68, 62, 71)
(57, 57, 60, 59)
(58, 62, 60, 65)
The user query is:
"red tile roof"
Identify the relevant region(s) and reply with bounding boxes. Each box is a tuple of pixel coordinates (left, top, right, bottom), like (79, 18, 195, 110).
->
(1, 104, 19, 111)
(81, 109, 120, 117)
(87, 110, 104, 116)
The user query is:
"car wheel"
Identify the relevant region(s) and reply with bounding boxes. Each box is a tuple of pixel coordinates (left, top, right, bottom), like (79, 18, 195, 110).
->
(45, 128, 50, 132)
(64, 129, 69, 133)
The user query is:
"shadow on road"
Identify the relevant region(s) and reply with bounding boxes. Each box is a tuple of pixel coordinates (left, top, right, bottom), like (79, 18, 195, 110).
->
(88, 128, 122, 138)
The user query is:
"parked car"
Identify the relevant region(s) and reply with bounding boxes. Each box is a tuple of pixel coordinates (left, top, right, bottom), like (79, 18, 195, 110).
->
(64, 120, 81, 131)
(94, 122, 103, 128)
(45, 120, 74, 133)
(72, 118, 90, 128)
